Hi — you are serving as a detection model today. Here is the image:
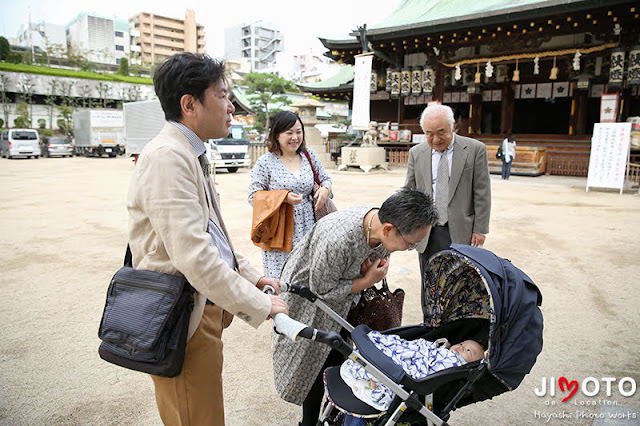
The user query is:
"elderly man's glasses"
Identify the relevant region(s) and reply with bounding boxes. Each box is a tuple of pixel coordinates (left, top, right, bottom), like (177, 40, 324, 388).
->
(399, 233, 417, 250)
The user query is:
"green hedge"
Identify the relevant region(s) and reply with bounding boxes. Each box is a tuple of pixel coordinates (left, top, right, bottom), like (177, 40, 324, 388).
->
(0, 62, 153, 85)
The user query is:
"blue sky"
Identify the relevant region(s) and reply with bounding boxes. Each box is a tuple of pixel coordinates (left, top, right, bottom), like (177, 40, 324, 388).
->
(0, 0, 401, 57)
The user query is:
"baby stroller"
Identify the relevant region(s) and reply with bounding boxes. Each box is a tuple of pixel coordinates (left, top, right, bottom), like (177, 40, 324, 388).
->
(269, 244, 543, 425)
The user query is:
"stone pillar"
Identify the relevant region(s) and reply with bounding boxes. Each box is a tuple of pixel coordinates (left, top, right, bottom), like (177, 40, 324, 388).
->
(290, 99, 334, 169)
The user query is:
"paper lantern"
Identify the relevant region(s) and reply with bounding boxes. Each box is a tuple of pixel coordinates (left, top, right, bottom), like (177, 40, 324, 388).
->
(401, 67, 412, 96)
(422, 66, 434, 93)
(609, 48, 625, 86)
(390, 68, 401, 96)
(628, 46, 640, 85)
(411, 66, 422, 94)
(385, 68, 392, 92)
(370, 70, 377, 93)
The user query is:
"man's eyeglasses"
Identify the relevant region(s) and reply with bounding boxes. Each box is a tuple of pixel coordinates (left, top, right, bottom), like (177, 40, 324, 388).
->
(399, 233, 417, 250)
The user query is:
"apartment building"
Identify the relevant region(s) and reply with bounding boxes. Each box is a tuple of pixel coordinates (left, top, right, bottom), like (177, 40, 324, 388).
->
(66, 13, 131, 65)
(16, 21, 66, 52)
(128, 9, 205, 67)
(224, 21, 284, 71)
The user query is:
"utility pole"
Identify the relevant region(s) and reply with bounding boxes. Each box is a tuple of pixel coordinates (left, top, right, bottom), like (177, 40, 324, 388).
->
(28, 6, 35, 63)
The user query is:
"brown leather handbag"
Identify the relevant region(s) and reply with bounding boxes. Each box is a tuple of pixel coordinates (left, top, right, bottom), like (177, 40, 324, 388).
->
(303, 149, 337, 221)
(347, 279, 405, 331)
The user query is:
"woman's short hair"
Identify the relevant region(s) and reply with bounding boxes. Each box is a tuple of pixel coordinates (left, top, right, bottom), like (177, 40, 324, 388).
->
(266, 111, 306, 155)
(379, 188, 438, 235)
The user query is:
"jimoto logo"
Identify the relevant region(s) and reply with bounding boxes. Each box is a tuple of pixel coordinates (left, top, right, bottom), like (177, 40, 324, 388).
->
(535, 377, 637, 402)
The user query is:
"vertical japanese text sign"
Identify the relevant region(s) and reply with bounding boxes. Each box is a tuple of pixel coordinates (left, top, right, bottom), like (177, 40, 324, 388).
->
(586, 122, 632, 194)
(352, 54, 373, 131)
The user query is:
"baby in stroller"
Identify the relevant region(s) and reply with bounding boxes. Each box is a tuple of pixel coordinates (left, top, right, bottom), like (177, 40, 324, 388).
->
(268, 244, 543, 426)
(341, 331, 484, 411)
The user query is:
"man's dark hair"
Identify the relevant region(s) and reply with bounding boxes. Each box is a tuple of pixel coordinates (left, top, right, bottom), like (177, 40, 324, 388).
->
(266, 111, 306, 155)
(379, 188, 437, 235)
(153, 53, 226, 121)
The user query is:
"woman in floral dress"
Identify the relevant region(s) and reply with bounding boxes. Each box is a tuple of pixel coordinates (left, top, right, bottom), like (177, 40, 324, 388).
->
(248, 111, 333, 278)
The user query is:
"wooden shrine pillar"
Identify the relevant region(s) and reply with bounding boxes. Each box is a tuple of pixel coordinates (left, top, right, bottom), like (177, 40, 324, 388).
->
(570, 89, 589, 136)
(619, 87, 632, 122)
(500, 83, 515, 134)
(434, 63, 445, 103)
(469, 94, 482, 135)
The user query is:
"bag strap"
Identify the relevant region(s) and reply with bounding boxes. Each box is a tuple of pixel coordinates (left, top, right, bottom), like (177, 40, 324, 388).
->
(302, 149, 321, 185)
(381, 278, 389, 291)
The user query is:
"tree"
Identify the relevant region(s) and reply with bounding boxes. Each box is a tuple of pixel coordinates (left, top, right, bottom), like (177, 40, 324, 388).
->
(44, 79, 59, 129)
(80, 59, 97, 73)
(21, 50, 34, 65)
(244, 72, 298, 133)
(65, 45, 86, 70)
(117, 57, 129, 76)
(59, 80, 75, 107)
(14, 102, 31, 128)
(43, 39, 65, 67)
(0, 36, 10, 61)
(57, 105, 73, 135)
(17, 75, 35, 125)
(127, 85, 142, 102)
(0, 73, 11, 128)
(95, 82, 112, 108)
(331, 114, 351, 128)
(100, 48, 113, 72)
(78, 83, 93, 108)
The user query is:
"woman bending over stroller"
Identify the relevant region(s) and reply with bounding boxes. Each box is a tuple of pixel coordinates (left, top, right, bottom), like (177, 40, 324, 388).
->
(272, 188, 438, 426)
(341, 331, 485, 412)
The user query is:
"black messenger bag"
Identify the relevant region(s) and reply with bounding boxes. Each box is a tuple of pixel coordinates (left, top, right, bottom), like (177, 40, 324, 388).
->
(98, 246, 195, 377)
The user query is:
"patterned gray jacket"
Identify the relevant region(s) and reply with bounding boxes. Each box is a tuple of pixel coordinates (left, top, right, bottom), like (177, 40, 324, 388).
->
(272, 205, 388, 405)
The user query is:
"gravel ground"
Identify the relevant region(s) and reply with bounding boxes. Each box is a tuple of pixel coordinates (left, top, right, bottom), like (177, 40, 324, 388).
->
(0, 156, 639, 425)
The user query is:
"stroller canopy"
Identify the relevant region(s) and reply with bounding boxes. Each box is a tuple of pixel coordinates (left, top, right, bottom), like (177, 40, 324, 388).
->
(423, 244, 543, 391)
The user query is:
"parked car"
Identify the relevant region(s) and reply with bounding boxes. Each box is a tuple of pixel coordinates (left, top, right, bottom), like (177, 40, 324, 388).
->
(42, 136, 73, 157)
(0, 129, 41, 159)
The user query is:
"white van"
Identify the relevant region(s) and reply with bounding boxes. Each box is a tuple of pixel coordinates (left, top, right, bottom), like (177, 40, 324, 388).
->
(0, 129, 41, 159)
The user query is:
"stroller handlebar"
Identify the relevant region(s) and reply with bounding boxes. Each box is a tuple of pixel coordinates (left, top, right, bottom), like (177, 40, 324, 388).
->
(263, 285, 351, 354)
(264, 282, 317, 300)
(263, 284, 314, 342)
(271, 313, 310, 342)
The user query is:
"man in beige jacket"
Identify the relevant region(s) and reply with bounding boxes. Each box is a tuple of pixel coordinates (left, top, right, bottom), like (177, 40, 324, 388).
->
(127, 52, 288, 425)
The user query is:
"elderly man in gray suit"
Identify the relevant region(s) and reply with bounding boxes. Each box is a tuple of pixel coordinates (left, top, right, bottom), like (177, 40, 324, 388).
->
(404, 104, 491, 280)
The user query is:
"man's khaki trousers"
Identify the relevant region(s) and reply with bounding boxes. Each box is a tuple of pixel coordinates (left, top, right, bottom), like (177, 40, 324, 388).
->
(151, 304, 225, 425)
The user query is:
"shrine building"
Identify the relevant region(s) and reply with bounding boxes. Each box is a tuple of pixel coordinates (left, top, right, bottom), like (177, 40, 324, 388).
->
(299, 0, 640, 176)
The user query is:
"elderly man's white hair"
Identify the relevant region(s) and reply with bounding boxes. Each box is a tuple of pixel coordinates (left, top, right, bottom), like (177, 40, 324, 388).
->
(420, 104, 455, 132)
